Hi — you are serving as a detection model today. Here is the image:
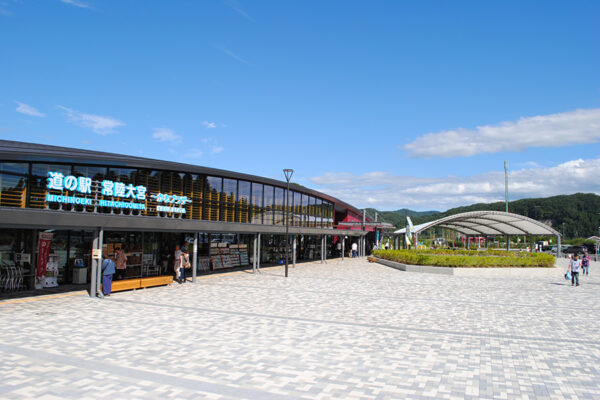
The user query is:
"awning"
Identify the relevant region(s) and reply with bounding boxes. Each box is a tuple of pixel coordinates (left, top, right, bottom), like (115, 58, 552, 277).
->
(393, 211, 560, 237)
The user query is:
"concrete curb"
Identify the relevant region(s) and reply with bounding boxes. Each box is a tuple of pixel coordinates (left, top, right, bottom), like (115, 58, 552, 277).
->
(373, 257, 561, 278)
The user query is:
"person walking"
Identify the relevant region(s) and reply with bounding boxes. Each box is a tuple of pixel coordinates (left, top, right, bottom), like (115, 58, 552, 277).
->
(351, 242, 358, 258)
(180, 246, 190, 283)
(569, 254, 582, 286)
(101, 257, 116, 296)
(174, 244, 183, 283)
(115, 248, 127, 280)
(582, 252, 590, 276)
(160, 245, 170, 274)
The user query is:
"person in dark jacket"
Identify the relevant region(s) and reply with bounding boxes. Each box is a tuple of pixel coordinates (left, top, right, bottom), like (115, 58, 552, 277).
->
(101, 257, 116, 296)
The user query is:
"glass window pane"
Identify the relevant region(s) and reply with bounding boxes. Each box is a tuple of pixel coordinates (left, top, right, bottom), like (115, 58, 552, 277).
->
(32, 163, 71, 177)
(72, 165, 106, 181)
(0, 173, 27, 207)
(251, 183, 262, 207)
(237, 181, 251, 224)
(0, 162, 28, 175)
(238, 181, 250, 202)
(251, 182, 263, 224)
(107, 168, 136, 184)
(223, 178, 237, 204)
(293, 191, 302, 227)
(263, 185, 274, 224)
(263, 185, 274, 208)
(206, 176, 222, 194)
(274, 187, 285, 225)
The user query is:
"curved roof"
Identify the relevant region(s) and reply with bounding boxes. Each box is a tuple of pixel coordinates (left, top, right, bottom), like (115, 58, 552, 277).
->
(0, 140, 366, 218)
(394, 211, 560, 236)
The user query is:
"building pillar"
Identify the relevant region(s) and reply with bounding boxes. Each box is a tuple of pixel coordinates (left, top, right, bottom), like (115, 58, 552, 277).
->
(257, 233, 261, 273)
(292, 235, 297, 268)
(192, 232, 198, 283)
(466, 235, 470, 250)
(341, 236, 345, 261)
(529, 235, 534, 253)
(323, 235, 327, 264)
(506, 235, 510, 251)
(252, 234, 257, 273)
(557, 234, 562, 258)
(90, 227, 103, 298)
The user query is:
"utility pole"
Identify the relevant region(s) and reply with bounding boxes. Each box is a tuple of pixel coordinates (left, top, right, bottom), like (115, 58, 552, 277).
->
(504, 160, 509, 213)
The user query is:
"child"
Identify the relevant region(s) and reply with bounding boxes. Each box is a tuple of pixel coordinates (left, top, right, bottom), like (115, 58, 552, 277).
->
(569, 254, 582, 286)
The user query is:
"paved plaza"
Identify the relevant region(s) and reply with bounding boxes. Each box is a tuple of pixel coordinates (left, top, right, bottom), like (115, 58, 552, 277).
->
(1, 258, 599, 399)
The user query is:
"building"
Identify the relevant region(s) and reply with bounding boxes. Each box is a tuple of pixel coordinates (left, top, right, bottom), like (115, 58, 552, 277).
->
(0, 140, 371, 297)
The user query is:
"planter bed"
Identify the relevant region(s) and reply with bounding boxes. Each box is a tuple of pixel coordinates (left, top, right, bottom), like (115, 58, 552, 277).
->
(373, 257, 559, 278)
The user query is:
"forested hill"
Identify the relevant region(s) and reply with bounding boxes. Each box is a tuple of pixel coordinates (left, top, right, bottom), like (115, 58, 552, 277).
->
(365, 208, 439, 229)
(373, 193, 600, 239)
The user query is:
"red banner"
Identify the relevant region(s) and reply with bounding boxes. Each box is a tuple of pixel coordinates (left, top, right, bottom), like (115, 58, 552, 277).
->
(37, 232, 53, 278)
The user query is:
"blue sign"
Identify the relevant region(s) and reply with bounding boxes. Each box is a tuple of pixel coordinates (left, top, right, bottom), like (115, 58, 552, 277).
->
(47, 172, 92, 194)
(45, 171, 191, 214)
(101, 180, 146, 200)
(151, 193, 191, 205)
(151, 193, 191, 214)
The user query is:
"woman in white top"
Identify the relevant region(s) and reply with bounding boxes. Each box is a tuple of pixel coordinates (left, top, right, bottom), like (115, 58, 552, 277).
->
(174, 245, 183, 283)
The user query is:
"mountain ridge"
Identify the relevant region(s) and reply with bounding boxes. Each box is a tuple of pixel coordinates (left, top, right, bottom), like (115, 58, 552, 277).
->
(369, 193, 600, 239)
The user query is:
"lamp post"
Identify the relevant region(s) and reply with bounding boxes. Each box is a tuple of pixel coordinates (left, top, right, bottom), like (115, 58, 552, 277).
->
(283, 169, 294, 278)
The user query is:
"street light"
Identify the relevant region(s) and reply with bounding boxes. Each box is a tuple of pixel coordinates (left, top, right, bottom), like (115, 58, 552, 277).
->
(283, 169, 294, 278)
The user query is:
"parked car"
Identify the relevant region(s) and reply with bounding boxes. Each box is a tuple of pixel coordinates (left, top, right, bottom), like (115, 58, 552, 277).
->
(563, 246, 587, 254)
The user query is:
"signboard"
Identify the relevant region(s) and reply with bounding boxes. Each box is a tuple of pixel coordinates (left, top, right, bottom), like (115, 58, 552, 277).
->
(15, 253, 31, 263)
(92, 249, 103, 260)
(37, 232, 53, 278)
(45, 171, 190, 214)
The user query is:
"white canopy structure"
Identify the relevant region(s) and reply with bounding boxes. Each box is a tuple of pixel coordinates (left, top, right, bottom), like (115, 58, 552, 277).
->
(393, 211, 561, 252)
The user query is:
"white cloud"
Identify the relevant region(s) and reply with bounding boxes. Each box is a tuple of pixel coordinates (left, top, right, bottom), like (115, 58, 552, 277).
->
(310, 158, 600, 211)
(199, 138, 224, 155)
(404, 108, 600, 158)
(15, 101, 45, 117)
(152, 128, 182, 144)
(184, 148, 203, 159)
(224, 0, 254, 22)
(202, 121, 217, 129)
(60, 0, 91, 9)
(215, 45, 249, 65)
(57, 105, 125, 134)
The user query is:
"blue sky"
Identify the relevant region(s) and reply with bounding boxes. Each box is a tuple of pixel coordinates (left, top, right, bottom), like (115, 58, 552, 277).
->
(1, 0, 599, 211)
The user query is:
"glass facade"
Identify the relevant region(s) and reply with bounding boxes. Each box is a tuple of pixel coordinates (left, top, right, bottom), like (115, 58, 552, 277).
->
(0, 161, 335, 228)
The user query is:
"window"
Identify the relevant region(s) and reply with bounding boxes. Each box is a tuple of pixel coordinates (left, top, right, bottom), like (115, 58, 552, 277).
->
(72, 165, 107, 213)
(302, 194, 309, 227)
(0, 162, 28, 175)
(237, 181, 250, 223)
(0, 173, 27, 208)
(251, 182, 263, 224)
(31, 163, 71, 211)
(222, 178, 237, 222)
(263, 185, 274, 225)
(274, 187, 285, 225)
(32, 163, 71, 178)
(292, 192, 302, 227)
(204, 176, 222, 221)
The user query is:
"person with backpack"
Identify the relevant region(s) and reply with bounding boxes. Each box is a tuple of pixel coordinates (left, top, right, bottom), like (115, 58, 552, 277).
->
(101, 257, 116, 296)
(569, 254, 582, 286)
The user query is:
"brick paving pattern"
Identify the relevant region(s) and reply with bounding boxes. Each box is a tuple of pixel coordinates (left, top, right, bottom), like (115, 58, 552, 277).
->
(1, 258, 599, 399)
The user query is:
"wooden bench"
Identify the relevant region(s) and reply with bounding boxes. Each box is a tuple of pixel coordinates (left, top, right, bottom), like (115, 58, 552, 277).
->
(103, 276, 174, 293)
(140, 275, 173, 288)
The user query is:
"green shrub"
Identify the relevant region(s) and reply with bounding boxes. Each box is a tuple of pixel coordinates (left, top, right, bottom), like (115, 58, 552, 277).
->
(372, 249, 555, 268)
